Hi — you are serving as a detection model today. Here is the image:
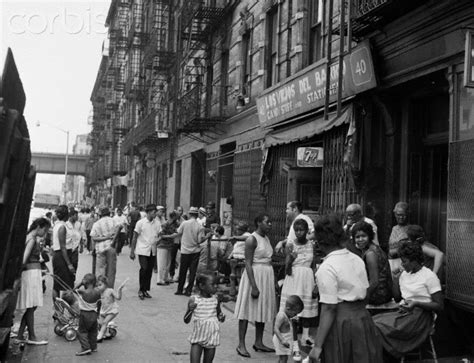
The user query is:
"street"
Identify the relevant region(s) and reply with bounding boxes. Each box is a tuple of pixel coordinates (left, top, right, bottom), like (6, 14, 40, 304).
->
(18, 248, 278, 363)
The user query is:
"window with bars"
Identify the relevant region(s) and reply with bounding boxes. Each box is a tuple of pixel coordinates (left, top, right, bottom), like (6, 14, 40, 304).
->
(266, 7, 279, 87)
(308, 0, 323, 64)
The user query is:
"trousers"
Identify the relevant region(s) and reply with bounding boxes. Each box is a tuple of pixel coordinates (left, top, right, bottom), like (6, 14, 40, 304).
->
(156, 248, 171, 283)
(138, 254, 154, 292)
(96, 248, 117, 288)
(177, 252, 200, 294)
(169, 243, 180, 277)
(78, 310, 98, 351)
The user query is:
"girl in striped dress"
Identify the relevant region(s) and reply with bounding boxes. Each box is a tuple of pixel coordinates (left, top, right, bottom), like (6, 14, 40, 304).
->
(279, 219, 318, 351)
(184, 273, 225, 363)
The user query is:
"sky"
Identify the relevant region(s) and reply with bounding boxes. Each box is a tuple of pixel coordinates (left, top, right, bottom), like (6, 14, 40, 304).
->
(1, 0, 110, 195)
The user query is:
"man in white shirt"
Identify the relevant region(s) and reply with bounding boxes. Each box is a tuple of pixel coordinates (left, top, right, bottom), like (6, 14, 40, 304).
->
(113, 207, 128, 255)
(276, 201, 315, 252)
(130, 204, 160, 300)
(175, 207, 203, 296)
(90, 207, 119, 288)
(343, 204, 379, 246)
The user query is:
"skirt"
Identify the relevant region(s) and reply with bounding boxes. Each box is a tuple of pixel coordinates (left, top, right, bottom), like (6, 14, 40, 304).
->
(188, 318, 220, 348)
(234, 263, 276, 323)
(16, 269, 43, 310)
(323, 301, 383, 363)
(279, 266, 318, 318)
(373, 307, 432, 358)
(53, 250, 75, 292)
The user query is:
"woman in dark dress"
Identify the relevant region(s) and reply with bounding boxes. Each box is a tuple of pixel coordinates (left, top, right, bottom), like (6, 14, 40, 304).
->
(351, 221, 393, 305)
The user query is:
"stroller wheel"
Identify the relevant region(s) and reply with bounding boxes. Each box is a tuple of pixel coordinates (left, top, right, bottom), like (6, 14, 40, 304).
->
(64, 328, 77, 341)
(108, 328, 117, 338)
(54, 324, 64, 336)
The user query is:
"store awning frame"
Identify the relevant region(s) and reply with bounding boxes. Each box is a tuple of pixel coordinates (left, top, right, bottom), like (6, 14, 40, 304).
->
(264, 105, 352, 148)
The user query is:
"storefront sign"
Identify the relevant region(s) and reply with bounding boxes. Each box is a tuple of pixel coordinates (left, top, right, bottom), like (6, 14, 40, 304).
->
(257, 41, 376, 127)
(297, 147, 323, 167)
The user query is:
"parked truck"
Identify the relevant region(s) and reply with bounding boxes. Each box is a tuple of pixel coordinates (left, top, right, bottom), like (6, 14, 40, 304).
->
(0, 49, 36, 359)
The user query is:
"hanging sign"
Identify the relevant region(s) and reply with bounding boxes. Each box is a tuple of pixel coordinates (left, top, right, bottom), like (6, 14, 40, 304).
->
(297, 147, 323, 167)
(464, 29, 474, 87)
(257, 41, 376, 127)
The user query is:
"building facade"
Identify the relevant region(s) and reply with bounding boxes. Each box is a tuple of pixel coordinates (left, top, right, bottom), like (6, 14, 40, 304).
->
(88, 0, 474, 320)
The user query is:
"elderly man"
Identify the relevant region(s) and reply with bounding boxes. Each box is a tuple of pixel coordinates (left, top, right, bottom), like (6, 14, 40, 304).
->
(276, 201, 315, 252)
(204, 201, 220, 229)
(130, 204, 161, 300)
(344, 203, 379, 245)
(90, 207, 119, 288)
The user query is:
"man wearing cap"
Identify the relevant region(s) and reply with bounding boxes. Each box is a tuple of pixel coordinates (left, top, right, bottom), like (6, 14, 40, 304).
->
(204, 201, 220, 229)
(90, 207, 119, 288)
(197, 207, 207, 227)
(175, 207, 204, 296)
(130, 204, 161, 300)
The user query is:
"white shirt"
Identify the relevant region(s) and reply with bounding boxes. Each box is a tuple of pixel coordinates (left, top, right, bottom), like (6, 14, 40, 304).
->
(316, 248, 369, 304)
(90, 216, 116, 253)
(178, 218, 204, 254)
(113, 214, 128, 233)
(287, 213, 315, 244)
(52, 221, 66, 251)
(344, 216, 379, 246)
(400, 266, 441, 303)
(134, 218, 161, 256)
(65, 220, 82, 250)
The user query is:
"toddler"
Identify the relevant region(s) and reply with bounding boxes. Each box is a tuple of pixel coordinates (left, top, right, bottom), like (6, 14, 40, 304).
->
(96, 275, 128, 341)
(273, 295, 304, 363)
(184, 272, 225, 363)
(74, 273, 101, 356)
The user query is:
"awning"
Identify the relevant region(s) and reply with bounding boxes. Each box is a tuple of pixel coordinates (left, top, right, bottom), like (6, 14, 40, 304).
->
(264, 105, 352, 148)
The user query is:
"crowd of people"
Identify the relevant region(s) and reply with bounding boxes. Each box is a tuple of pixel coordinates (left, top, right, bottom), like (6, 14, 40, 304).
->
(15, 198, 445, 362)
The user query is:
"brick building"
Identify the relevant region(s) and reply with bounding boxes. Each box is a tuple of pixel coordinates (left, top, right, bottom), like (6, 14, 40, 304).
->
(87, 0, 474, 328)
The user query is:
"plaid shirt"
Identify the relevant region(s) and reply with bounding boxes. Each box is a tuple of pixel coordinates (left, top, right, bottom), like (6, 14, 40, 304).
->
(90, 216, 116, 253)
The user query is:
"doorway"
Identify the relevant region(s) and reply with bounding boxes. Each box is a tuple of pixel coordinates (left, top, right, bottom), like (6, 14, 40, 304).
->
(407, 73, 449, 251)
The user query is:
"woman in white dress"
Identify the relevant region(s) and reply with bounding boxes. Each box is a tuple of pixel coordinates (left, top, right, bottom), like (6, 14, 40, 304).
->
(234, 213, 276, 358)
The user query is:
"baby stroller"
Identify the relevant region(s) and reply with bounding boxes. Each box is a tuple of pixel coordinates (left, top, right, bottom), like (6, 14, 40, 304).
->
(49, 273, 118, 342)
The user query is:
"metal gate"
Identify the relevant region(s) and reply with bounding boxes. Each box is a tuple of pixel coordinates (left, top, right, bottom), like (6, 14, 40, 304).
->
(322, 124, 362, 215)
(446, 72, 474, 312)
(233, 141, 266, 228)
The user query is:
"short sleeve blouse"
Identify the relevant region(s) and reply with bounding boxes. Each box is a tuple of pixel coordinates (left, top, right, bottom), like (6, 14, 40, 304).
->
(399, 266, 441, 303)
(316, 248, 369, 304)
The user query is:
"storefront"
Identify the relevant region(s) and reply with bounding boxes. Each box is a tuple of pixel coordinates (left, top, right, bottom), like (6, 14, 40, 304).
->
(256, 42, 377, 243)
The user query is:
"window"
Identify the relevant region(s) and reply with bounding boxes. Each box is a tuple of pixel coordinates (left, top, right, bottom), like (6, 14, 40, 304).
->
(266, 8, 278, 87)
(241, 31, 252, 96)
(309, 0, 323, 64)
(221, 50, 229, 106)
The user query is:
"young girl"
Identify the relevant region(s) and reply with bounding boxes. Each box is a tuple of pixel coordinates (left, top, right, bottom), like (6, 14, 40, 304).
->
(184, 273, 226, 363)
(96, 275, 128, 342)
(273, 295, 304, 363)
(279, 219, 318, 357)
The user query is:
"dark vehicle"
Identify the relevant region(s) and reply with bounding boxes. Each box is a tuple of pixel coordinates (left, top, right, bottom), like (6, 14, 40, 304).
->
(0, 49, 36, 359)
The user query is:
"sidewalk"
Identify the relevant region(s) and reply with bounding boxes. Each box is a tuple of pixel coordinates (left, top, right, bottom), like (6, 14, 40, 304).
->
(16, 249, 278, 363)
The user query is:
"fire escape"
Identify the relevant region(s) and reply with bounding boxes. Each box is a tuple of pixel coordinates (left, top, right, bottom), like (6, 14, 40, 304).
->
(122, 0, 175, 153)
(176, 0, 232, 141)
